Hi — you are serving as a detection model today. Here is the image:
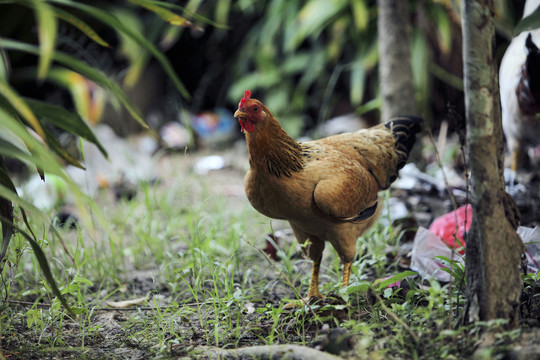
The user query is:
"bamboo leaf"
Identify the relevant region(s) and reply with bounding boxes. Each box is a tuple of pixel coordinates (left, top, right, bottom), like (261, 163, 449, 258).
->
(134, 0, 229, 29)
(434, 6, 452, 54)
(350, 0, 369, 32)
(0, 183, 42, 220)
(350, 62, 365, 106)
(48, 0, 190, 99)
(0, 39, 147, 129)
(54, 7, 110, 48)
(0, 79, 46, 139)
(290, 0, 347, 50)
(0, 48, 9, 81)
(41, 125, 85, 169)
(32, 0, 58, 81)
(0, 107, 93, 223)
(0, 106, 72, 179)
(0, 137, 54, 187)
(0, 159, 15, 266)
(24, 98, 108, 157)
(214, 0, 231, 31)
(0, 212, 73, 315)
(112, 9, 149, 89)
(513, 5, 540, 35)
(128, 0, 203, 30)
(355, 97, 380, 115)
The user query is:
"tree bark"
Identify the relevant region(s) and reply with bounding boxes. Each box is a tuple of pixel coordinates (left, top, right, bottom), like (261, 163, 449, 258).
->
(461, 0, 523, 327)
(377, 0, 418, 121)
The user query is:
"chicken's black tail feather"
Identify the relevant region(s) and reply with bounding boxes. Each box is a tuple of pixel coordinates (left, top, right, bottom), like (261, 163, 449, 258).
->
(384, 115, 423, 169)
(525, 33, 540, 100)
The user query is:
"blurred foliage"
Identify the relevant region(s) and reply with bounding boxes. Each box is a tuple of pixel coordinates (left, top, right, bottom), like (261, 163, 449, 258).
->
(0, 0, 216, 311)
(513, 2, 540, 35)
(224, 0, 467, 135)
(221, 0, 532, 135)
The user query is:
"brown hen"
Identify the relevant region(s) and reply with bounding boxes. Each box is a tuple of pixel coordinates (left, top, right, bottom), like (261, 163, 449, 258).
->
(234, 90, 422, 305)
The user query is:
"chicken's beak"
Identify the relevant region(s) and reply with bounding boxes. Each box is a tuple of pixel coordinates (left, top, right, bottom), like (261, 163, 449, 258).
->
(234, 110, 247, 120)
(234, 110, 248, 133)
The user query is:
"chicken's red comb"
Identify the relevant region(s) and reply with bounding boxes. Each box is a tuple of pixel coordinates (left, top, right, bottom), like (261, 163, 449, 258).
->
(239, 89, 251, 107)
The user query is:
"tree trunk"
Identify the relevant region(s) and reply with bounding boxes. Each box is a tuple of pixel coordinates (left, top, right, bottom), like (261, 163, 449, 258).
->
(461, 0, 523, 327)
(377, 0, 418, 121)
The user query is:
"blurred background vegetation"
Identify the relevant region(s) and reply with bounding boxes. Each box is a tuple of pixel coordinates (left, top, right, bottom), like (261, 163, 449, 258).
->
(0, 0, 528, 140)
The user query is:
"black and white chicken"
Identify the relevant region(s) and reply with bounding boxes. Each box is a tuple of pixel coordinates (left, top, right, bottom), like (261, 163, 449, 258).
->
(500, 0, 540, 171)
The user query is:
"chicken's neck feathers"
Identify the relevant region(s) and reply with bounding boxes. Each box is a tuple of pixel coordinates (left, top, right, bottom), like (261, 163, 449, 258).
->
(246, 116, 304, 178)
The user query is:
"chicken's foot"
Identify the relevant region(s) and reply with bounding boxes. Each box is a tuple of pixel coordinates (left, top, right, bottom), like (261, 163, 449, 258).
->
(283, 259, 324, 309)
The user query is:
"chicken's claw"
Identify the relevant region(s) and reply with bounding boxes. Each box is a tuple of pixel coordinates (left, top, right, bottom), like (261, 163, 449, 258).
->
(283, 295, 324, 309)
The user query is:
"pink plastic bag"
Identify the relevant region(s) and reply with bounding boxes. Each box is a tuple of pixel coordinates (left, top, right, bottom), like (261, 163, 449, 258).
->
(428, 204, 472, 254)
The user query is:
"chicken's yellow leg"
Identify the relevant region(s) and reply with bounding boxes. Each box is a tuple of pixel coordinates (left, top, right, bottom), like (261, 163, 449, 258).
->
(283, 259, 324, 309)
(307, 259, 324, 299)
(342, 261, 352, 287)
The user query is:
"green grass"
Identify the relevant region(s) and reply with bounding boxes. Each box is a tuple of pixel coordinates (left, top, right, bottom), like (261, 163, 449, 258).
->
(0, 153, 529, 359)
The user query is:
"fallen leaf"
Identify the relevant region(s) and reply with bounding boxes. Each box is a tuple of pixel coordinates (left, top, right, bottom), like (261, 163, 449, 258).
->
(106, 297, 147, 309)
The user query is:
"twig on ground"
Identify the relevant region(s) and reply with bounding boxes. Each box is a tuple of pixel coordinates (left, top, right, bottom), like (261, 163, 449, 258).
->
(196, 344, 343, 360)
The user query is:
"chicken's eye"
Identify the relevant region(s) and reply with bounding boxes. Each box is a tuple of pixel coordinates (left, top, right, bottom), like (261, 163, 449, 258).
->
(252, 106, 258, 112)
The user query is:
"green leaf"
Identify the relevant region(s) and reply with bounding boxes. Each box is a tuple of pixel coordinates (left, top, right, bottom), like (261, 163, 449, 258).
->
(137, 0, 230, 29)
(48, 0, 190, 99)
(0, 78, 46, 139)
(0, 48, 9, 81)
(40, 124, 85, 169)
(350, 0, 369, 32)
(128, 0, 203, 30)
(112, 9, 150, 89)
(411, 30, 430, 114)
(0, 38, 147, 129)
(346, 281, 371, 293)
(1, 212, 73, 315)
(355, 97, 381, 115)
(0, 159, 15, 266)
(349, 62, 365, 106)
(24, 98, 108, 157)
(376, 270, 417, 292)
(0, 183, 41, 219)
(0, 107, 93, 224)
(514, 5, 540, 35)
(289, 0, 348, 50)
(32, 0, 58, 81)
(53, 7, 110, 48)
(434, 6, 452, 54)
